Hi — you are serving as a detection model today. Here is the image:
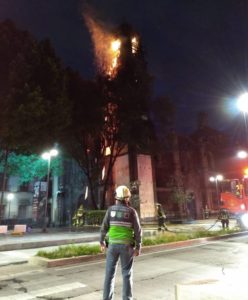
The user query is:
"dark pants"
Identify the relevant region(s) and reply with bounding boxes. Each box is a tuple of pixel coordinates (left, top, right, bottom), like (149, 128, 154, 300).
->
(221, 219, 229, 229)
(158, 217, 166, 230)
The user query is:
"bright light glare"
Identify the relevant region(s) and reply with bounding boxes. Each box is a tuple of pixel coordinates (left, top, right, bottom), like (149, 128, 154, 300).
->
(216, 174, 224, 181)
(105, 147, 111, 156)
(7, 193, 14, 201)
(241, 213, 248, 228)
(209, 175, 223, 182)
(41, 149, 58, 160)
(84, 186, 88, 200)
(241, 204, 246, 210)
(102, 166, 105, 180)
(50, 149, 58, 157)
(237, 93, 248, 113)
(237, 150, 248, 159)
(111, 39, 121, 52)
(209, 177, 215, 182)
(42, 152, 50, 160)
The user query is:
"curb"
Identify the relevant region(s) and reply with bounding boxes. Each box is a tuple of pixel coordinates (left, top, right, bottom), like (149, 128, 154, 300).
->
(0, 236, 98, 251)
(29, 253, 106, 268)
(29, 231, 248, 268)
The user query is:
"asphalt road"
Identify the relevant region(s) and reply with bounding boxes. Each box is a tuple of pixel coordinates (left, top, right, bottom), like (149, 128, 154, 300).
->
(0, 234, 248, 299)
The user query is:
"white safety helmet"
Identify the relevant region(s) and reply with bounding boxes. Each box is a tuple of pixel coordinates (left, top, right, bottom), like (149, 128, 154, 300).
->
(115, 185, 131, 201)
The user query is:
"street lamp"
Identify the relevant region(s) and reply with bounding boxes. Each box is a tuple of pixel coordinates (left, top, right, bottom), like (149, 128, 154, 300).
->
(7, 193, 14, 219)
(41, 148, 58, 232)
(237, 150, 248, 159)
(237, 93, 248, 113)
(209, 174, 224, 208)
(237, 93, 248, 146)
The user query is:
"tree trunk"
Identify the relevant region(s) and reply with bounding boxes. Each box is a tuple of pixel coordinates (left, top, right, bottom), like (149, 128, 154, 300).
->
(0, 149, 9, 221)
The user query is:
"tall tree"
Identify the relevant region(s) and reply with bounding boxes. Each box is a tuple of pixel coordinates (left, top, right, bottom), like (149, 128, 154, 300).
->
(98, 23, 155, 208)
(0, 20, 71, 153)
(61, 69, 104, 209)
(0, 20, 71, 217)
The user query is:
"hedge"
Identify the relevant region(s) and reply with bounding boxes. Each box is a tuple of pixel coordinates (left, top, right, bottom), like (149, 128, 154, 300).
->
(84, 210, 106, 226)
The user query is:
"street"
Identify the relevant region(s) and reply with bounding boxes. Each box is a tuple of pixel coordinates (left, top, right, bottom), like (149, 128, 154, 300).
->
(0, 234, 248, 299)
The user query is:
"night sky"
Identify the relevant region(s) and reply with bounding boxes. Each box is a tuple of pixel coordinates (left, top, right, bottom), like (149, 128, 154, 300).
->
(0, 0, 248, 134)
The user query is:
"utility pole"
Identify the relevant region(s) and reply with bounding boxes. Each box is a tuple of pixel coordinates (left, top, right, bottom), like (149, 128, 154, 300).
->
(0, 149, 9, 221)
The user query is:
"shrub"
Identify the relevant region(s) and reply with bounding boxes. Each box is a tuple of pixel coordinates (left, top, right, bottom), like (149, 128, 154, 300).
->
(142, 228, 239, 246)
(36, 228, 240, 259)
(84, 210, 106, 225)
(37, 244, 101, 259)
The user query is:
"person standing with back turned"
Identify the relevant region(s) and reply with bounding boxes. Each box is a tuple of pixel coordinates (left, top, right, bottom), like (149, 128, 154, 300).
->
(100, 185, 142, 300)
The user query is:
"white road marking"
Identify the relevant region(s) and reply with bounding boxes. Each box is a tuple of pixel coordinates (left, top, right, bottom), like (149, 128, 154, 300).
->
(0, 282, 86, 300)
(0, 269, 45, 281)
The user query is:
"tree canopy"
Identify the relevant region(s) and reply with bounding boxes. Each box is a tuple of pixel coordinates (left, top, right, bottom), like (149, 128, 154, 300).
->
(60, 68, 104, 209)
(0, 151, 62, 184)
(0, 20, 71, 153)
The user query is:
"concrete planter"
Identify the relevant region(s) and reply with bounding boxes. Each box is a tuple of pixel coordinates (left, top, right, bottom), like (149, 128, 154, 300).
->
(29, 253, 106, 268)
(29, 231, 248, 268)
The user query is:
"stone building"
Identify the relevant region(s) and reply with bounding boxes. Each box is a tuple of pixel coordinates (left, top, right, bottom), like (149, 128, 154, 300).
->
(155, 114, 229, 220)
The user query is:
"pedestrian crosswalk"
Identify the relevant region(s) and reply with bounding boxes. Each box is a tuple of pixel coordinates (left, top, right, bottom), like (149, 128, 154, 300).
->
(70, 291, 103, 299)
(0, 282, 86, 300)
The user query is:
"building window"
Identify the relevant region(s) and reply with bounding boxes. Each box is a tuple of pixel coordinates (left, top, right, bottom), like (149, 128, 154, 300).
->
(18, 205, 27, 219)
(19, 183, 29, 192)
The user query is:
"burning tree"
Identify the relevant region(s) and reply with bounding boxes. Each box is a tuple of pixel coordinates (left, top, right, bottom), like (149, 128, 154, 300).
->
(85, 16, 154, 208)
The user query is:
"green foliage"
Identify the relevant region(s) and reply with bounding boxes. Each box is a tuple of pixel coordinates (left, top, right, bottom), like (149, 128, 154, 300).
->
(0, 151, 62, 183)
(169, 187, 188, 205)
(70, 209, 106, 227)
(84, 210, 106, 225)
(37, 244, 101, 259)
(142, 228, 239, 246)
(36, 229, 240, 260)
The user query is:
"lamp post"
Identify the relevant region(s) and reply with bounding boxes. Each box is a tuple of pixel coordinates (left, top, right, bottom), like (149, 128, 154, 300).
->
(237, 92, 248, 146)
(209, 174, 224, 209)
(41, 149, 58, 233)
(7, 193, 14, 219)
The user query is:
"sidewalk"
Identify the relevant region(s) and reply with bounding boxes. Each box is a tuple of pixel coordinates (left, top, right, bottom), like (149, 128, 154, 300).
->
(0, 228, 99, 251)
(0, 218, 230, 250)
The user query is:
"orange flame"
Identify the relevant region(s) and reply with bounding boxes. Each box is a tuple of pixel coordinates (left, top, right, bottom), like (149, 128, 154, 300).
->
(84, 14, 121, 78)
(131, 36, 138, 53)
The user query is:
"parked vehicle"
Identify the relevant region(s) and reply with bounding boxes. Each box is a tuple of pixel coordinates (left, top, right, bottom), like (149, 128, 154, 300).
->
(220, 178, 248, 228)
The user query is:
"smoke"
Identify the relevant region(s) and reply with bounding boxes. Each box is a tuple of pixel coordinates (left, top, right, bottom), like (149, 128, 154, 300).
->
(82, 6, 116, 76)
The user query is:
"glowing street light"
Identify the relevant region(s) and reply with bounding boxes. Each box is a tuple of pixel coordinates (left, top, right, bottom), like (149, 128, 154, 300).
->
(7, 193, 14, 219)
(237, 93, 248, 113)
(41, 148, 58, 233)
(209, 174, 224, 208)
(237, 150, 248, 159)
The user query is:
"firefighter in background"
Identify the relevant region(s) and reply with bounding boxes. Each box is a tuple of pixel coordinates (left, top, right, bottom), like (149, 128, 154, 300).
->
(72, 204, 85, 227)
(218, 208, 229, 229)
(203, 205, 210, 219)
(235, 183, 243, 198)
(156, 203, 167, 231)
